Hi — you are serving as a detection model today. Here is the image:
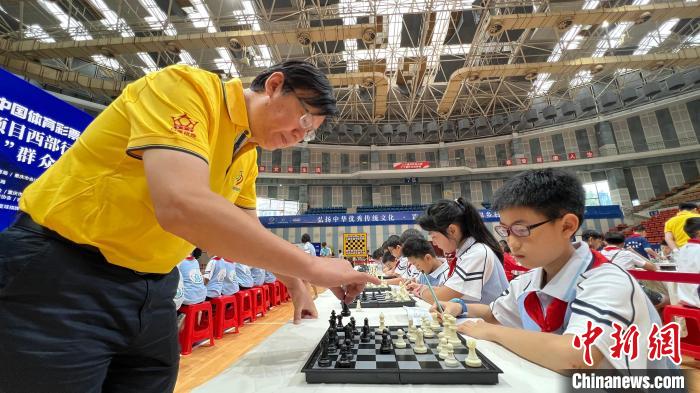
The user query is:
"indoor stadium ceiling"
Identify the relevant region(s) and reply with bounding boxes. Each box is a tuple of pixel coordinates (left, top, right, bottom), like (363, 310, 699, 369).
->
(0, 0, 699, 145)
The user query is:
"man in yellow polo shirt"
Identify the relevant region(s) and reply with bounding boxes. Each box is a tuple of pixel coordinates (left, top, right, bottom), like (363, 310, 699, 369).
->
(665, 202, 700, 252)
(0, 61, 378, 393)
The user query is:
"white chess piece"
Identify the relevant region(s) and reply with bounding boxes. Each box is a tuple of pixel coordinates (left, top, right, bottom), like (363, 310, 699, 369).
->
(430, 312, 441, 331)
(444, 344, 460, 367)
(356, 300, 362, 311)
(437, 337, 448, 358)
(447, 324, 461, 346)
(376, 313, 386, 333)
(438, 341, 451, 360)
(423, 322, 435, 338)
(465, 339, 482, 368)
(413, 328, 428, 354)
(394, 329, 407, 349)
(407, 320, 417, 342)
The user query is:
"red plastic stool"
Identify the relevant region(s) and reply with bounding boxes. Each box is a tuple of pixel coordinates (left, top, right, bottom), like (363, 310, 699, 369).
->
(178, 302, 215, 355)
(249, 286, 265, 319)
(279, 282, 290, 302)
(235, 290, 254, 324)
(211, 295, 241, 339)
(270, 281, 282, 306)
(663, 304, 700, 360)
(261, 284, 273, 310)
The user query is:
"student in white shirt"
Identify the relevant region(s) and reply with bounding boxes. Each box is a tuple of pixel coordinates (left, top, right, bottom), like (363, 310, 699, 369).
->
(433, 169, 676, 373)
(677, 218, 700, 308)
(221, 258, 240, 296)
(301, 233, 316, 256)
(203, 256, 228, 299)
(600, 232, 657, 271)
(417, 197, 507, 304)
(403, 237, 449, 303)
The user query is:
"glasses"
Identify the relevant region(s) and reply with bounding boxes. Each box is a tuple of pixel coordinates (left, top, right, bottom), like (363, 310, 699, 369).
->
(293, 94, 317, 142)
(494, 218, 557, 238)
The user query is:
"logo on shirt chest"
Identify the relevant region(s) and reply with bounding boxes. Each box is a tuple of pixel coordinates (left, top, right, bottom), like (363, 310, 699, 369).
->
(171, 113, 198, 139)
(232, 170, 244, 192)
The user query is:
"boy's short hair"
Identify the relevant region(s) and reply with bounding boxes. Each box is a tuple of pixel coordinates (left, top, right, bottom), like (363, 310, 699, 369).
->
(492, 169, 585, 227)
(321, 242, 327, 247)
(400, 228, 425, 245)
(401, 237, 436, 259)
(301, 233, 311, 243)
(604, 231, 625, 245)
(191, 248, 203, 260)
(679, 202, 697, 211)
(385, 235, 402, 248)
(684, 217, 700, 238)
(372, 248, 384, 260)
(382, 251, 396, 264)
(633, 225, 646, 233)
(581, 229, 603, 241)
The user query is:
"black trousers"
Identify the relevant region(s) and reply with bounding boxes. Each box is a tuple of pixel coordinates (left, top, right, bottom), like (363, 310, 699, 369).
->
(0, 219, 180, 393)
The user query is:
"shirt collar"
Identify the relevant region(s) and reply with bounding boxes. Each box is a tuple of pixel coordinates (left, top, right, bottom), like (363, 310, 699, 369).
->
(429, 261, 449, 278)
(528, 242, 592, 300)
(688, 239, 700, 245)
(223, 78, 250, 129)
(603, 246, 621, 251)
(455, 237, 476, 258)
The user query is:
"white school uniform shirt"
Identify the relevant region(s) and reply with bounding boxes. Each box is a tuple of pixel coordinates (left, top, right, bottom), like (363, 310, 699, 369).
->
(445, 237, 508, 304)
(600, 246, 647, 270)
(303, 242, 317, 256)
(221, 258, 240, 296)
(204, 257, 228, 298)
(490, 242, 677, 371)
(394, 256, 409, 277)
(418, 260, 449, 286)
(677, 240, 700, 308)
(173, 268, 185, 309)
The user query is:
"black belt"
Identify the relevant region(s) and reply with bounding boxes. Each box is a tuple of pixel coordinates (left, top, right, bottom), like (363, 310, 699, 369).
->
(13, 212, 102, 255)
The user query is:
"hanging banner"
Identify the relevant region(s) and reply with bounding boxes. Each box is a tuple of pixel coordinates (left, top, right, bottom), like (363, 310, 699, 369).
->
(0, 67, 93, 230)
(393, 161, 430, 170)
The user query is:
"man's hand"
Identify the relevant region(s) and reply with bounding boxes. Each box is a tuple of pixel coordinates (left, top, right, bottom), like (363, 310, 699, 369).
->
(286, 280, 318, 324)
(307, 258, 381, 303)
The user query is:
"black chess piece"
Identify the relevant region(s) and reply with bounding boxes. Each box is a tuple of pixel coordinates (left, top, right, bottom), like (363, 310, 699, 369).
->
(327, 327, 338, 353)
(318, 337, 332, 367)
(363, 317, 369, 329)
(337, 315, 343, 328)
(343, 338, 354, 360)
(329, 316, 336, 329)
(371, 292, 377, 301)
(360, 325, 370, 343)
(361, 291, 368, 301)
(350, 316, 356, 330)
(331, 310, 336, 318)
(379, 332, 392, 354)
(341, 302, 351, 317)
(336, 345, 352, 368)
(344, 325, 352, 340)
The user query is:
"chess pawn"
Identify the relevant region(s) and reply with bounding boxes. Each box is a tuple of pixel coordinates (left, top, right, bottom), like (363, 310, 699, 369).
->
(439, 342, 452, 360)
(430, 312, 441, 331)
(413, 328, 428, 354)
(437, 337, 448, 358)
(318, 337, 332, 367)
(407, 320, 417, 342)
(355, 300, 362, 311)
(394, 329, 407, 349)
(423, 324, 435, 338)
(444, 345, 460, 367)
(465, 339, 482, 368)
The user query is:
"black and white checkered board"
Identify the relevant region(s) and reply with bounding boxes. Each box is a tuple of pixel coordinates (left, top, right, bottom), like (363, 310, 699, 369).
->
(362, 285, 391, 293)
(301, 325, 502, 384)
(348, 292, 416, 308)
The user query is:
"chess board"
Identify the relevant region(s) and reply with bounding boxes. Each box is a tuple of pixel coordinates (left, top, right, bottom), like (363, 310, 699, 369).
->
(349, 292, 416, 308)
(301, 325, 502, 384)
(362, 285, 391, 293)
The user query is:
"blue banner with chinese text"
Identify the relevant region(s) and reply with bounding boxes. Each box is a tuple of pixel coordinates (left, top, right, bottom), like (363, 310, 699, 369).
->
(0, 67, 93, 230)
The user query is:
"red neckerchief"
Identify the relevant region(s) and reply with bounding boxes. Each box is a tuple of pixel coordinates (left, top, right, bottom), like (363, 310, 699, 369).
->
(447, 254, 458, 277)
(688, 239, 700, 245)
(524, 249, 608, 332)
(186, 256, 195, 261)
(603, 246, 621, 252)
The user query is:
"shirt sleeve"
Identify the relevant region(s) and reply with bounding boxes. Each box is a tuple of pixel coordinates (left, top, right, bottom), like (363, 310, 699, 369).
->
(444, 245, 489, 302)
(203, 260, 216, 280)
(490, 276, 526, 328)
(123, 66, 217, 163)
(627, 251, 648, 268)
(235, 149, 258, 209)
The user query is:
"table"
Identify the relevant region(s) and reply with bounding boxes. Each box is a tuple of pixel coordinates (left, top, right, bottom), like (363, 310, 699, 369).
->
(194, 290, 567, 393)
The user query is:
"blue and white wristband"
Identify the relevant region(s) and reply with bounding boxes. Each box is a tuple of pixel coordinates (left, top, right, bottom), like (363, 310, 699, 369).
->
(449, 298, 468, 317)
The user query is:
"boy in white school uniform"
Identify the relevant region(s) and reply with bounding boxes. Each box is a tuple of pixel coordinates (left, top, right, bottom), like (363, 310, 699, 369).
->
(600, 232, 658, 271)
(677, 218, 700, 308)
(177, 252, 207, 306)
(402, 237, 449, 302)
(386, 229, 424, 284)
(203, 256, 228, 299)
(221, 258, 240, 296)
(434, 169, 677, 373)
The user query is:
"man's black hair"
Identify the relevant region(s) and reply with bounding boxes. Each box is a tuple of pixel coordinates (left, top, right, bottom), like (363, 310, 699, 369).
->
(301, 233, 311, 243)
(417, 197, 503, 263)
(679, 202, 698, 211)
(192, 248, 202, 260)
(400, 228, 425, 245)
(684, 217, 700, 238)
(385, 235, 402, 248)
(604, 231, 625, 245)
(401, 237, 436, 259)
(581, 229, 603, 241)
(250, 60, 338, 116)
(492, 168, 585, 229)
(372, 248, 384, 260)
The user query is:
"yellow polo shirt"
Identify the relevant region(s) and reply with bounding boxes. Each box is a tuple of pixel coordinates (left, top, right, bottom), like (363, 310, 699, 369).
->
(664, 210, 700, 248)
(19, 65, 258, 273)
